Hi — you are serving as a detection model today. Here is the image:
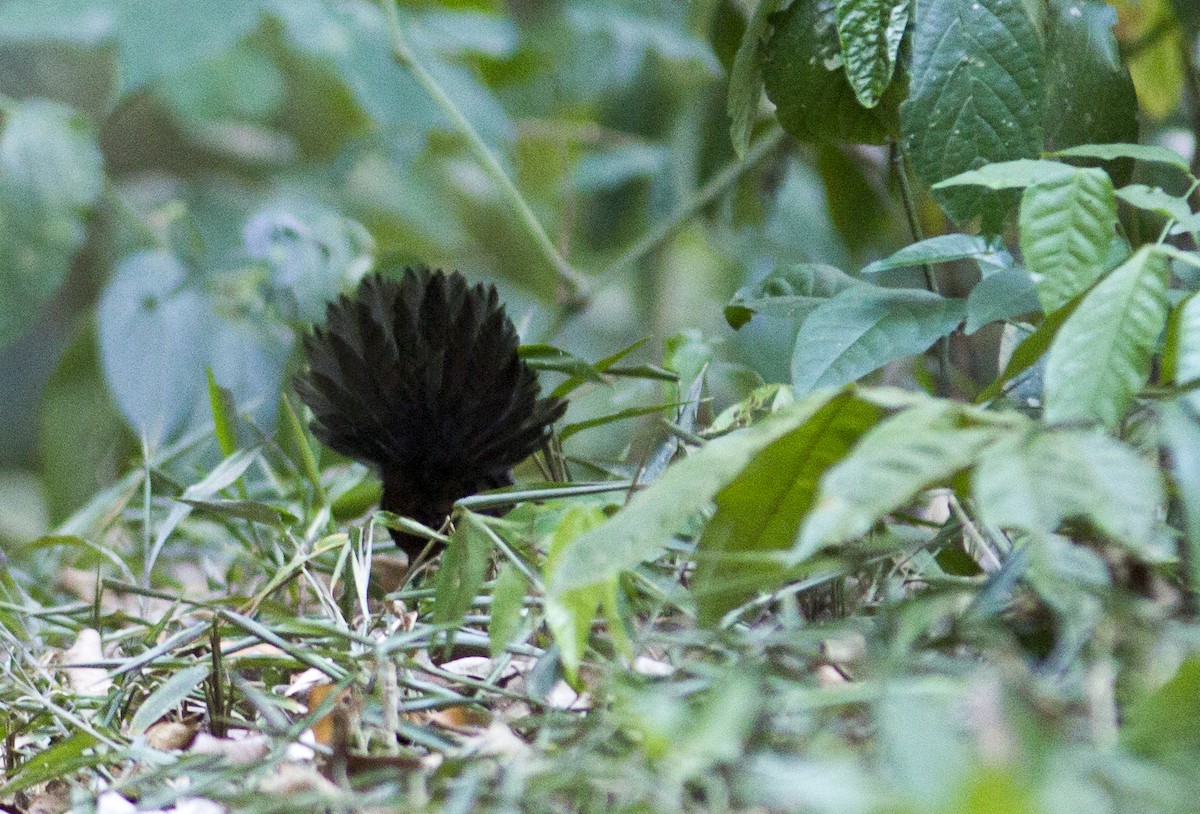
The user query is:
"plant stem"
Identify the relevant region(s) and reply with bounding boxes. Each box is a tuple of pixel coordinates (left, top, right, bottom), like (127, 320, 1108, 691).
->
(377, 0, 589, 310)
(602, 125, 787, 279)
(1179, 31, 1200, 185)
(892, 141, 953, 398)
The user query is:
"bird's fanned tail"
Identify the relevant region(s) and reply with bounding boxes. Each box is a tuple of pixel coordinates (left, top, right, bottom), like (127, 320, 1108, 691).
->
(294, 266, 567, 559)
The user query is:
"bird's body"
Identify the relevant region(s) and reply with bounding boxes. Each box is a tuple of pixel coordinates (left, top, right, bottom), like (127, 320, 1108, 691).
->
(294, 267, 566, 559)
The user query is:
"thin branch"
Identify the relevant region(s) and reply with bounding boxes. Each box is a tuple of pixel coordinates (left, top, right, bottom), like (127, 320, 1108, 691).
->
(601, 125, 787, 279)
(892, 141, 953, 398)
(377, 0, 589, 311)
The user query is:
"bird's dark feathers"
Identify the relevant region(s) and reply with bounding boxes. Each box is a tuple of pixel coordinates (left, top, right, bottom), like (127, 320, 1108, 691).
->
(294, 267, 566, 557)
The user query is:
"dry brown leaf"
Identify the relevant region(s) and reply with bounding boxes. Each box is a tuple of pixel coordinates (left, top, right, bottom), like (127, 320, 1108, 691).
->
(25, 780, 71, 814)
(370, 553, 409, 595)
(307, 684, 355, 749)
(145, 720, 200, 751)
(422, 705, 491, 731)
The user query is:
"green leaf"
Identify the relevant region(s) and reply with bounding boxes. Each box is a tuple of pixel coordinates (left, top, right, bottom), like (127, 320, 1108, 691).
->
(976, 292, 1084, 403)
(1123, 657, 1200, 760)
(861, 234, 995, 275)
(179, 498, 297, 525)
(692, 392, 882, 625)
(833, 0, 910, 108)
(791, 286, 965, 395)
(519, 345, 607, 384)
(38, 322, 128, 524)
(0, 731, 105, 798)
(1160, 402, 1200, 605)
(932, 160, 1075, 191)
(550, 391, 846, 595)
(972, 430, 1165, 556)
(550, 337, 650, 399)
(728, 0, 784, 157)
(99, 249, 293, 441)
(488, 562, 528, 660)
(1044, 247, 1169, 429)
(207, 368, 238, 458)
(560, 402, 682, 442)
(901, 0, 1045, 224)
(272, 0, 511, 147)
(965, 267, 1041, 334)
(131, 663, 212, 735)
(1170, 293, 1200, 414)
(0, 1, 273, 93)
(0, 99, 103, 349)
(1051, 143, 1193, 174)
(761, 0, 902, 144)
(1041, 1, 1139, 153)
(1116, 184, 1192, 223)
(245, 203, 374, 324)
(97, 251, 213, 442)
(432, 511, 493, 639)
(544, 504, 612, 683)
(1018, 168, 1117, 313)
(796, 400, 1013, 558)
(727, 263, 863, 329)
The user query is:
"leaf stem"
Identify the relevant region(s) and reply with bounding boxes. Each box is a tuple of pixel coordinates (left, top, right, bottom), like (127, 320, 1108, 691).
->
(892, 141, 953, 398)
(377, 0, 589, 311)
(601, 125, 787, 279)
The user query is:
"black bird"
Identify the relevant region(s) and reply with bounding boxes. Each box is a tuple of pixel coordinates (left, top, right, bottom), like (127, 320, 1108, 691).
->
(294, 267, 566, 560)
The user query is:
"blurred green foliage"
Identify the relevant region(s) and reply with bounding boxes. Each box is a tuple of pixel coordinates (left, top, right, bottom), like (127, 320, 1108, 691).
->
(0, 0, 895, 531)
(4, 2, 1200, 813)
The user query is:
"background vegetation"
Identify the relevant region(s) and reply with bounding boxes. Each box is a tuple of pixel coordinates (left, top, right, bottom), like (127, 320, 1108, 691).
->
(2, 0, 1200, 812)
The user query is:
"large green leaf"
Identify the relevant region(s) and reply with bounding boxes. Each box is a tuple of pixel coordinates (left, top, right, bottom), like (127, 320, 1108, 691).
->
(901, 0, 1045, 225)
(726, 263, 864, 329)
(130, 663, 212, 735)
(38, 323, 128, 524)
(727, 0, 784, 157)
(97, 252, 210, 442)
(1052, 143, 1191, 174)
(244, 203, 373, 324)
(861, 234, 995, 275)
(975, 288, 1085, 403)
(0, 0, 269, 92)
(761, 0, 902, 144)
(691, 392, 882, 625)
(972, 429, 1165, 557)
(271, 0, 512, 148)
(1160, 402, 1200, 606)
(833, 0, 910, 108)
(1116, 184, 1192, 223)
(544, 505, 616, 682)
(1041, 0, 1138, 152)
(0, 99, 103, 349)
(1044, 247, 1169, 429)
(432, 511, 493, 637)
(488, 562, 528, 660)
(1123, 656, 1200, 763)
(549, 391, 850, 595)
(98, 250, 292, 442)
(1018, 168, 1117, 313)
(965, 267, 1041, 334)
(1170, 292, 1200, 413)
(795, 400, 1016, 558)
(791, 286, 965, 395)
(933, 159, 1075, 191)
